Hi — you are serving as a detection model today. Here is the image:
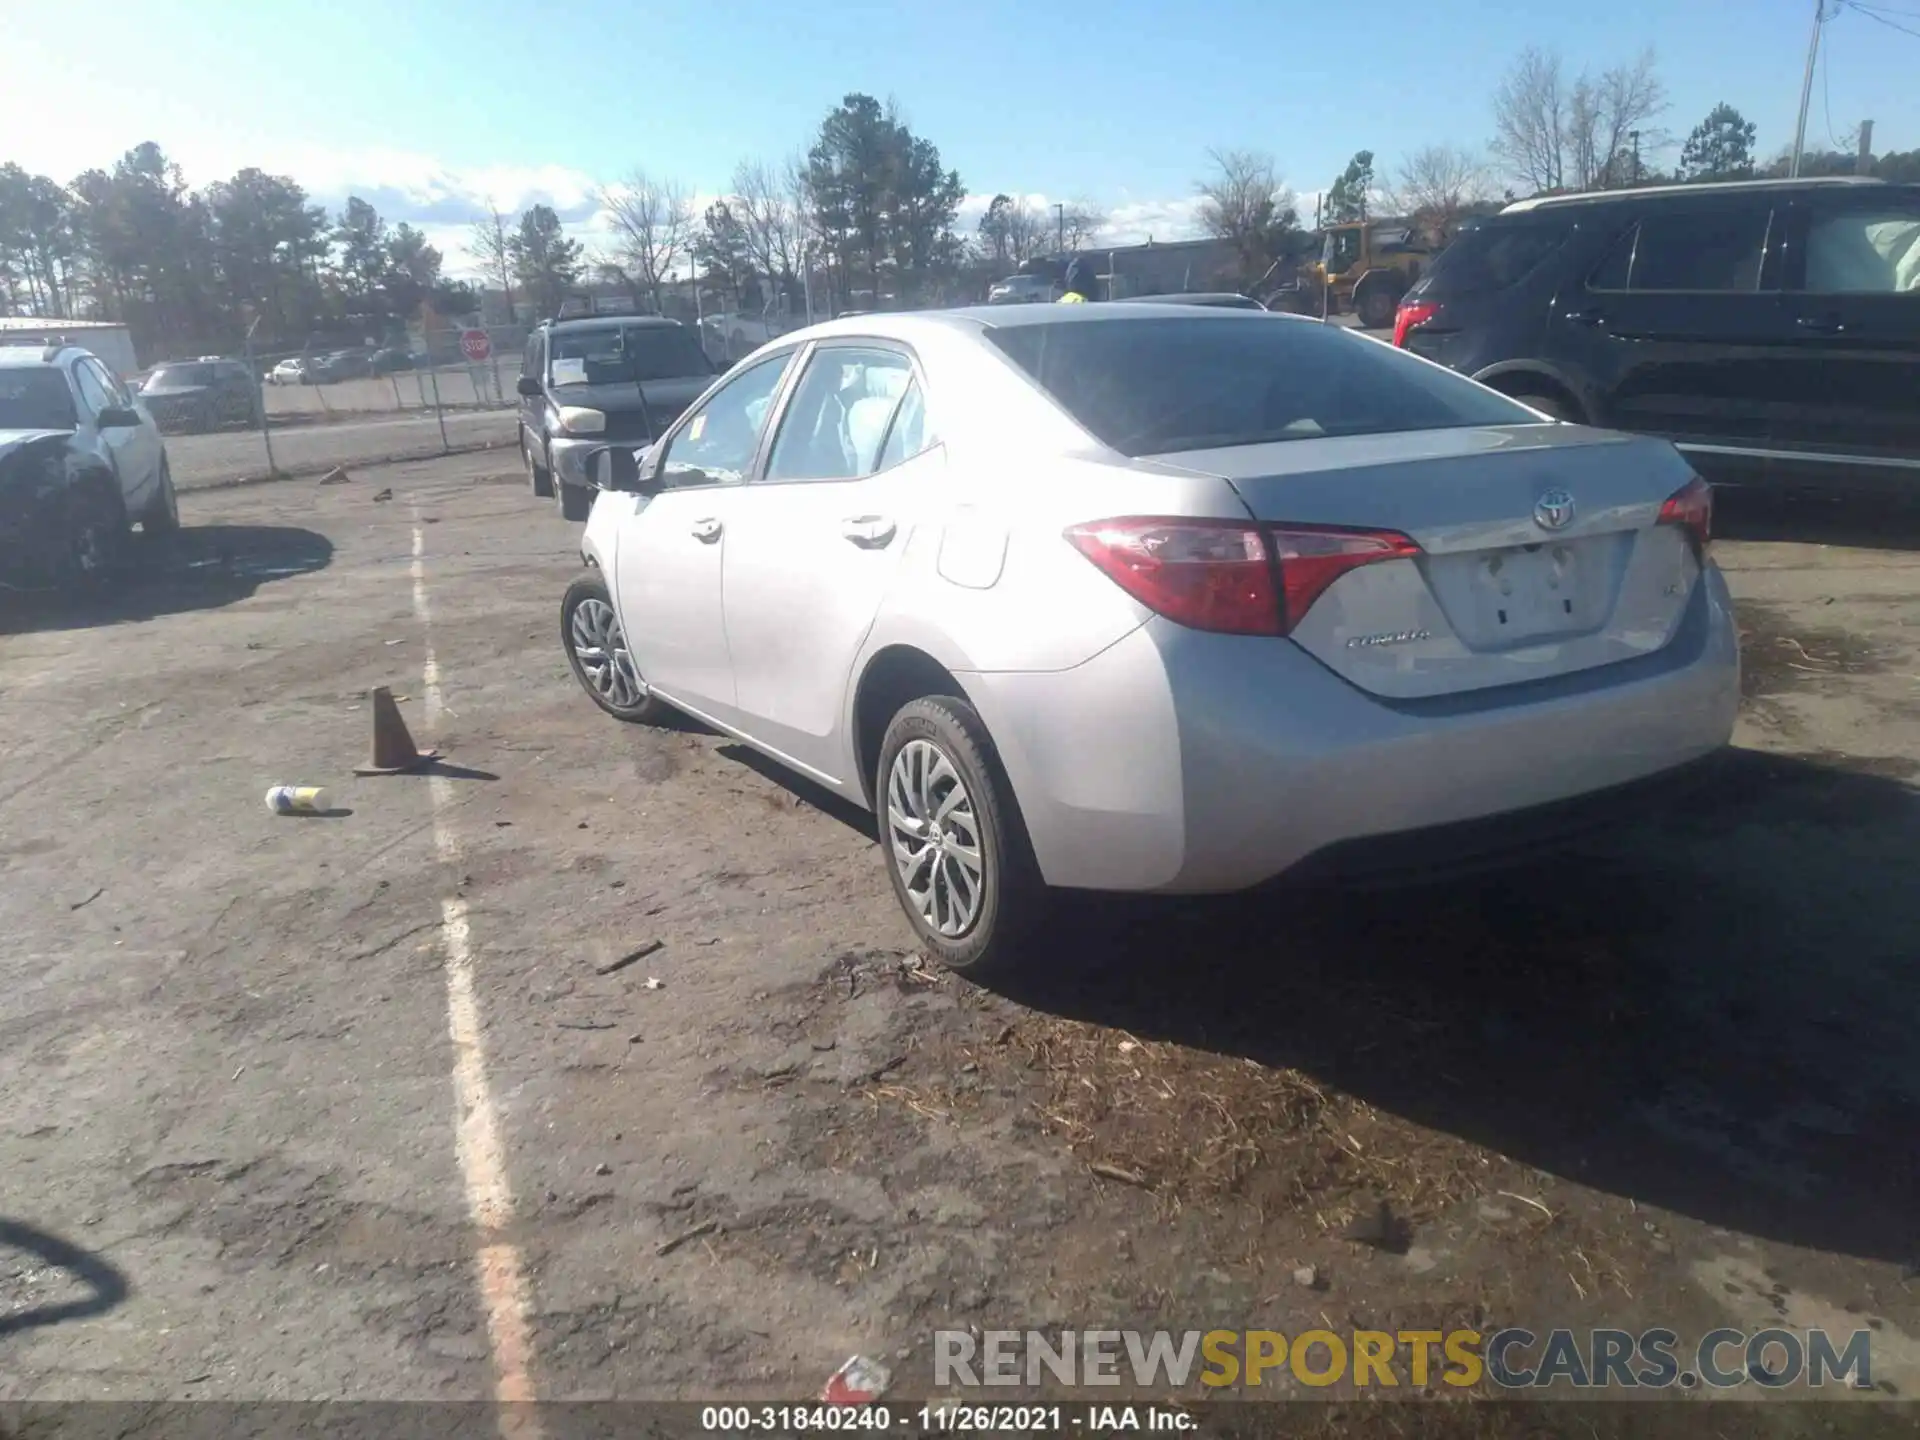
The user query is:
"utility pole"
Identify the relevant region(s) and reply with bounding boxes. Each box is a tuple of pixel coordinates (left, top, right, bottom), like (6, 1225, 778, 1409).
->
(1790, 0, 1827, 179)
(1056, 203, 1065, 254)
(1629, 130, 1642, 186)
(1857, 119, 1875, 175)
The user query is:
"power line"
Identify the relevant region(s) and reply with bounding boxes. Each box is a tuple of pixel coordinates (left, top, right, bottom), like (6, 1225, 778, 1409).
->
(1844, 0, 1920, 38)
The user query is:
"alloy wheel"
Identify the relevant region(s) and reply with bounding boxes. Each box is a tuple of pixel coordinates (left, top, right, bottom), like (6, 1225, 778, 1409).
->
(568, 597, 645, 710)
(886, 739, 986, 937)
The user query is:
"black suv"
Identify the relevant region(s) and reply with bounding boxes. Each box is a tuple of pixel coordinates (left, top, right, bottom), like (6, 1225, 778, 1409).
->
(139, 357, 259, 434)
(1395, 177, 1920, 494)
(517, 317, 719, 520)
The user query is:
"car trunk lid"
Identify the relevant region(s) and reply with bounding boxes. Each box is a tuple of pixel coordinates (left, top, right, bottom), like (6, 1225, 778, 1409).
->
(1146, 424, 1705, 700)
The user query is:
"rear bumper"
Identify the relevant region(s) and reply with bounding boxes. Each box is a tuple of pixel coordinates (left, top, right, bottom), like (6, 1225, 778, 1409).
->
(966, 567, 1741, 894)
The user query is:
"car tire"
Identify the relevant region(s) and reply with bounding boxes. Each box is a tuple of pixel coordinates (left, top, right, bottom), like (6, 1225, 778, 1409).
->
(143, 460, 180, 538)
(1358, 288, 1396, 330)
(1520, 391, 1585, 423)
(59, 481, 126, 591)
(561, 574, 667, 724)
(557, 478, 592, 522)
(875, 695, 1045, 977)
(526, 436, 555, 498)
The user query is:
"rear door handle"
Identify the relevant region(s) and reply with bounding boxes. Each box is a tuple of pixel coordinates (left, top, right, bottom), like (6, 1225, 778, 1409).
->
(1561, 307, 1605, 327)
(691, 517, 723, 542)
(841, 516, 896, 548)
(1795, 314, 1845, 333)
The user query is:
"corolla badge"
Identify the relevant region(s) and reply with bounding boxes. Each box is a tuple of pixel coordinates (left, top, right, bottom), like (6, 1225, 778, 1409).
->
(1534, 488, 1576, 531)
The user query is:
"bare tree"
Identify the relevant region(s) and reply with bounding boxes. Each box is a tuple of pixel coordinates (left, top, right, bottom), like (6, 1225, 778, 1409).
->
(1493, 46, 1667, 195)
(1490, 46, 1567, 194)
(468, 198, 516, 316)
(1196, 149, 1299, 285)
(730, 158, 803, 308)
(600, 169, 693, 313)
(1569, 49, 1668, 188)
(1390, 146, 1491, 237)
(1059, 199, 1107, 250)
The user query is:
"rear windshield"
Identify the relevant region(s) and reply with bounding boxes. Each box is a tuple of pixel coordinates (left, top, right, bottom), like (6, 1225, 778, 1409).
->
(0, 369, 77, 430)
(145, 364, 216, 388)
(548, 325, 708, 385)
(984, 315, 1538, 457)
(1418, 221, 1573, 297)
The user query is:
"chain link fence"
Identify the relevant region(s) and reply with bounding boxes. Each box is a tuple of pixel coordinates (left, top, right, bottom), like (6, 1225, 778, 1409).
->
(162, 325, 527, 490)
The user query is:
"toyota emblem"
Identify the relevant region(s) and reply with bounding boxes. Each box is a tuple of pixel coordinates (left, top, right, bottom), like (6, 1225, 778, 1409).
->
(1534, 488, 1576, 531)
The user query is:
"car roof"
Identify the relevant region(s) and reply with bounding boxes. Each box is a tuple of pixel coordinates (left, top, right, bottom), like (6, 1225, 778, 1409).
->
(1116, 292, 1263, 308)
(767, 302, 1315, 351)
(1500, 175, 1892, 214)
(0, 344, 84, 368)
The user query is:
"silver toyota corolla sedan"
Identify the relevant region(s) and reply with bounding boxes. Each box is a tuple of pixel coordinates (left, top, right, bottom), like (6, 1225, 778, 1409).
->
(562, 305, 1740, 973)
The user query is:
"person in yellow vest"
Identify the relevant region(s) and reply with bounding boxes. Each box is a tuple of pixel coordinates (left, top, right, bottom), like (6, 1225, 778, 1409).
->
(1056, 255, 1098, 303)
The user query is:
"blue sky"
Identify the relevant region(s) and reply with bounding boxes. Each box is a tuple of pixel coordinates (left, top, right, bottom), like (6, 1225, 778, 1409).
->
(5, 0, 1917, 270)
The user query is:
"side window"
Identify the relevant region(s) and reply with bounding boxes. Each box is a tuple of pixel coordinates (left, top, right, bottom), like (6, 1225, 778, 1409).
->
(521, 334, 544, 380)
(1804, 206, 1920, 295)
(876, 379, 934, 471)
(655, 351, 793, 487)
(89, 359, 132, 406)
(1595, 208, 1772, 292)
(71, 360, 115, 418)
(762, 347, 915, 482)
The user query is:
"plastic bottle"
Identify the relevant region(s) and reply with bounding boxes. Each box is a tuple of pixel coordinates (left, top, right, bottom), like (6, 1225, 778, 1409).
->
(265, 785, 332, 815)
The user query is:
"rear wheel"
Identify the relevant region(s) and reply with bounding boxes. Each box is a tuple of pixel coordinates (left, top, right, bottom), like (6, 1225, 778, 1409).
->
(525, 435, 554, 498)
(561, 574, 666, 723)
(876, 696, 1045, 977)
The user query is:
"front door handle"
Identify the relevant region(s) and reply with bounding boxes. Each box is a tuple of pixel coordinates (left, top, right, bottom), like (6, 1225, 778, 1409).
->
(1795, 314, 1844, 334)
(841, 516, 897, 548)
(1561, 307, 1605, 327)
(691, 517, 723, 542)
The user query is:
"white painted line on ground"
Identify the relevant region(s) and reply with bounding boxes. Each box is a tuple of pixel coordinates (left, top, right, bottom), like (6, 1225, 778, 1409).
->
(412, 517, 543, 1425)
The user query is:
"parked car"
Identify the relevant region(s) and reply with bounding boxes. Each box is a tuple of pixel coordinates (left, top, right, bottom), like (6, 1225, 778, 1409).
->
(560, 304, 1738, 973)
(308, 349, 373, 383)
(1394, 176, 1920, 495)
(987, 275, 1058, 304)
(369, 347, 416, 375)
(517, 316, 719, 521)
(0, 341, 176, 587)
(138, 357, 257, 433)
(269, 357, 309, 386)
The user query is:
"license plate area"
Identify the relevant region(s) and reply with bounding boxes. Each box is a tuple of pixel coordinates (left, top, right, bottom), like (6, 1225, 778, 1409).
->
(1434, 539, 1604, 646)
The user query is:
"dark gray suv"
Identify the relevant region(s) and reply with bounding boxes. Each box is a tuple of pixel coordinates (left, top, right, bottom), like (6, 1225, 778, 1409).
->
(1394, 177, 1920, 496)
(517, 317, 719, 521)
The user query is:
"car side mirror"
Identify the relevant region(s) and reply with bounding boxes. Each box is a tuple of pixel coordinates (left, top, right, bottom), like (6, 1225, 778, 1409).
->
(591, 446, 655, 494)
(516, 376, 544, 398)
(96, 405, 140, 429)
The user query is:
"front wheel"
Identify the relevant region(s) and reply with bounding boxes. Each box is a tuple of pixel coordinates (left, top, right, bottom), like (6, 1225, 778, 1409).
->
(557, 478, 592, 522)
(1355, 286, 1399, 330)
(526, 436, 554, 498)
(876, 695, 1044, 976)
(143, 460, 180, 537)
(59, 484, 126, 591)
(561, 574, 667, 724)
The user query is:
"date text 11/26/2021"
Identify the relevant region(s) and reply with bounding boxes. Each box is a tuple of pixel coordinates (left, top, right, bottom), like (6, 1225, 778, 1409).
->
(699, 1404, 1197, 1432)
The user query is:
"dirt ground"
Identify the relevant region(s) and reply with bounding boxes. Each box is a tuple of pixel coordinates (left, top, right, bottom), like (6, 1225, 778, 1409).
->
(1, 457, 1916, 1432)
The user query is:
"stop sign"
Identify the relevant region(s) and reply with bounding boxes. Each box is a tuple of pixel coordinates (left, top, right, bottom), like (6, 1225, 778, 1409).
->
(459, 328, 491, 362)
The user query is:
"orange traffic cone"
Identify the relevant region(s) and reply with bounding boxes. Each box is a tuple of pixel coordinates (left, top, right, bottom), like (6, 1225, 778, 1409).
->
(354, 685, 438, 775)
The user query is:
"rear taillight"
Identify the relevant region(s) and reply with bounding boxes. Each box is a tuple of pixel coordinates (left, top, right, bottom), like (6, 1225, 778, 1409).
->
(1393, 300, 1440, 348)
(1064, 518, 1421, 636)
(1657, 475, 1713, 557)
